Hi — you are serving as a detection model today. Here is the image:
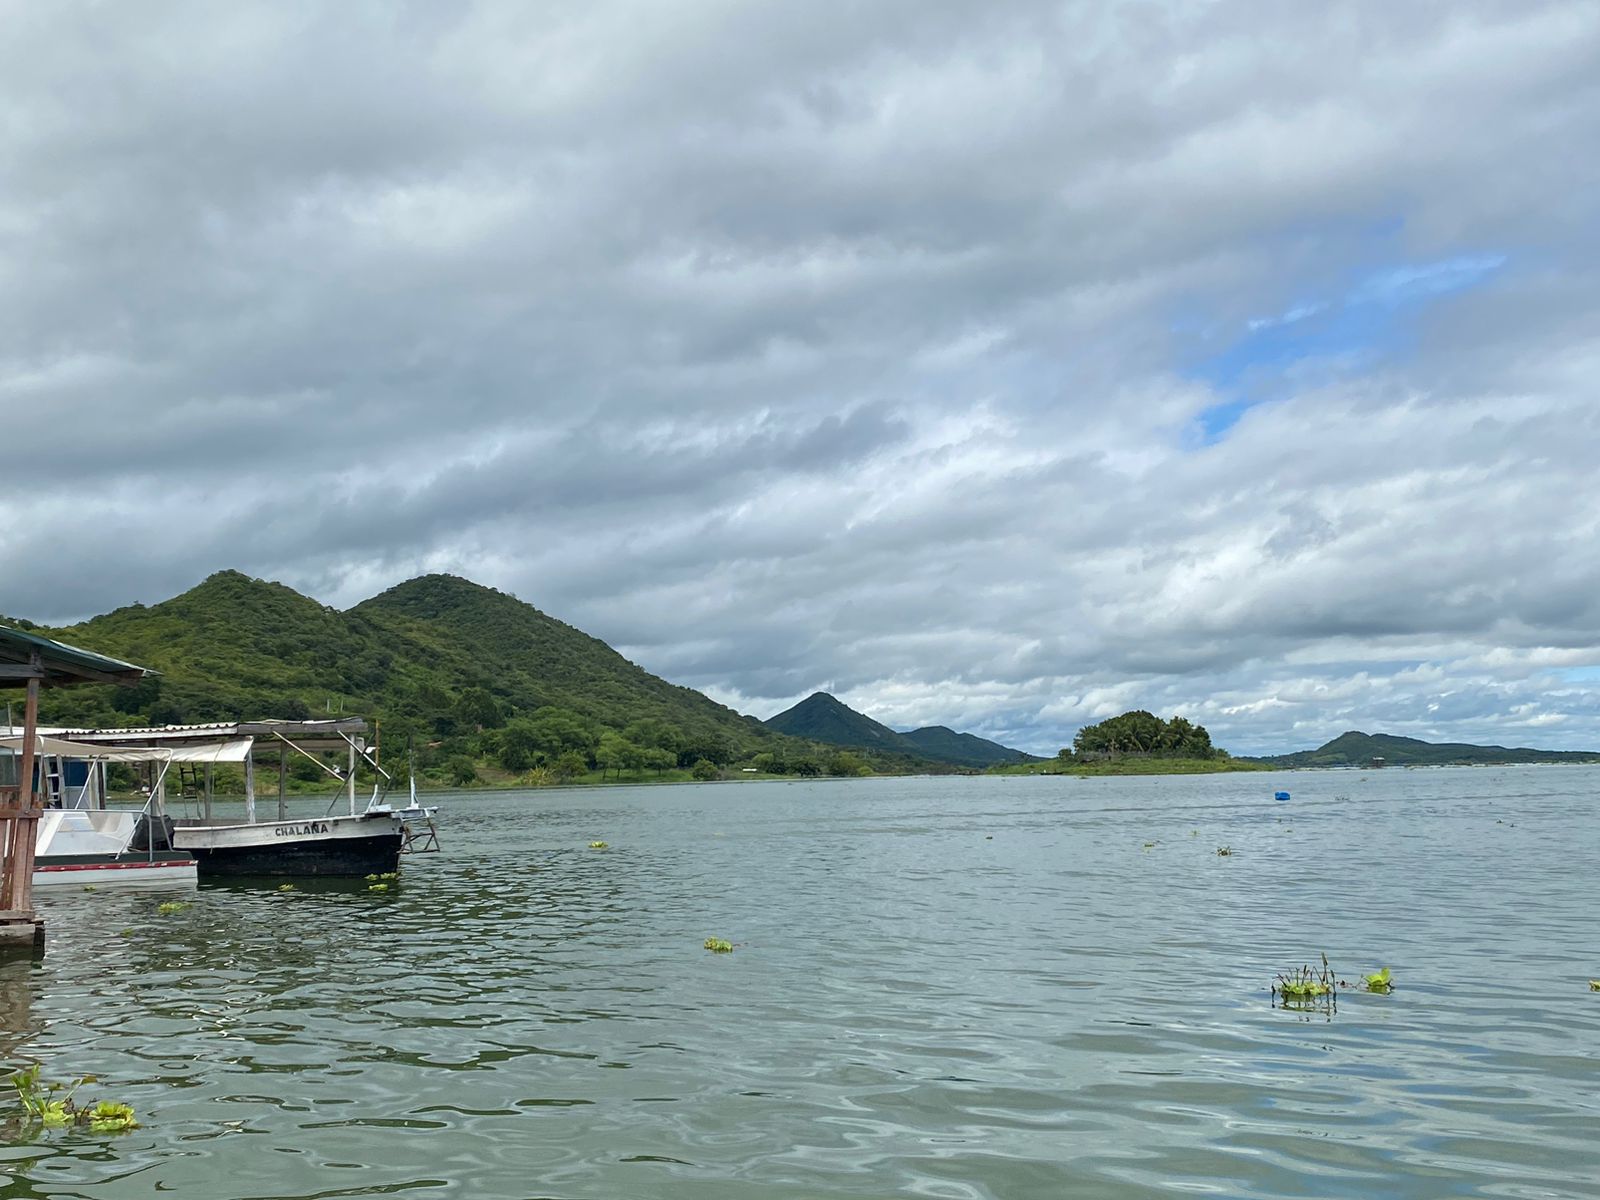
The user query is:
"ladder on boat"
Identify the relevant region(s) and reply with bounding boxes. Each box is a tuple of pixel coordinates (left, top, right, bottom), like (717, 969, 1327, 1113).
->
(42, 758, 64, 807)
(399, 807, 441, 854)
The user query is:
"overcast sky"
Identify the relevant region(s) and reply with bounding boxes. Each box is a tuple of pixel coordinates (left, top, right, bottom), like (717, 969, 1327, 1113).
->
(4, 1, 1599, 755)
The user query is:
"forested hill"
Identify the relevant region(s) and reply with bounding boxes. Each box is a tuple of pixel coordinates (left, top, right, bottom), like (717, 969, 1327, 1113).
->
(898, 725, 1038, 766)
(1260, 730, 1600, 767)
(20, 570, 786, 779)
(763, 692, 1035, 768)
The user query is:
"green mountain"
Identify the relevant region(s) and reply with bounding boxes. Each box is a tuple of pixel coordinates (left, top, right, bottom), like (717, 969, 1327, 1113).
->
(765, 692, 911, 753)
(1261, 730, 1600, 768)
(899, 725, 1037, 766)
(20, 570, 786, 779)
(763, 692, 1035, 768)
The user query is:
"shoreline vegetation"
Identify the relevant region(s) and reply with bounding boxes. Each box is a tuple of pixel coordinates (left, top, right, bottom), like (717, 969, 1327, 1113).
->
(116, 710, 1265, 802)
(14, 573, 1595, 792)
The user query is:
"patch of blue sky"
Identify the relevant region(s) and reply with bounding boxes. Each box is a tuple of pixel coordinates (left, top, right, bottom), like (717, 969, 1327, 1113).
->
(1345, 254, 1507, 308)
(1555, 666, 1600, 682)
(1188, 252, 1508, 444)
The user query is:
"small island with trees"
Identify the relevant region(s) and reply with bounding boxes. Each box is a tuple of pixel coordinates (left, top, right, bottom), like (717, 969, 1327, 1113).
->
(990, 710, 1267, 776)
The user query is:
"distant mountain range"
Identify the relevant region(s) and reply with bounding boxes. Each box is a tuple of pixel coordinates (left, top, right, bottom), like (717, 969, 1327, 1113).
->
(4, 571, 1034, 779)
(1258, 730, 1600, 768)
(763, 691, 1038, 768)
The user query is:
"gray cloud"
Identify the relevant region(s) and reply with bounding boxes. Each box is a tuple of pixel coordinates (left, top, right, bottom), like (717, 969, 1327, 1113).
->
(4, 0, 1599, 755)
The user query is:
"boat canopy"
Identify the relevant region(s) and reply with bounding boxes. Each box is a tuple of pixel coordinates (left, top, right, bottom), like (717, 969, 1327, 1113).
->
(0, 734, 255, 763)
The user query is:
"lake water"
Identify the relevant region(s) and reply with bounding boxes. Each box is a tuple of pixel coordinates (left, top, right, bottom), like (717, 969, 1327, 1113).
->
(5, 767, 1599, 1199)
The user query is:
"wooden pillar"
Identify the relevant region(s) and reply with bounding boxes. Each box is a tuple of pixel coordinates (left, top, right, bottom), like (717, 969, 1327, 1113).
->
(1, 663, 44, 952)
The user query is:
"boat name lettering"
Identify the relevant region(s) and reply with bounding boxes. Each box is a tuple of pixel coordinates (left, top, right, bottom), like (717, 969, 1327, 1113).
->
(275, 822, 331, 837)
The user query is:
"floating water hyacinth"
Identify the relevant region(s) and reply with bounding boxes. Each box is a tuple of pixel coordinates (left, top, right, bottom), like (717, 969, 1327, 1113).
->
(368, 883, 389, 892)
(156, 901, 189, 916)
(1590, 980, 1600, 991)
(589, 841, 608, 850)
(85, 1102, 138, 1132)
(1362, 967, 1394, 993)
(277, 883, 296, 892)
(704, 938, 734, 953)
(9, 1066, 138, 1135)
(1215, 847, 1234, 856)
(1273, 954, 1338, 1012)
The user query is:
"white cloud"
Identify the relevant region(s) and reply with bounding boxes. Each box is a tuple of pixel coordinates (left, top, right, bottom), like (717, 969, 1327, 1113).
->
(2, 0, 1599, 756)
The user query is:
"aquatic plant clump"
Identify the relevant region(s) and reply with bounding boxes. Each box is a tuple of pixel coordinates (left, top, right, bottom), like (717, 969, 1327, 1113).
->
(155, 901, 189, 916)
(8, 1066, 139, 1135)
(1272, 954, 1338, 1011)
(704, 938, 734, 953)
(589, 841, 609, 850)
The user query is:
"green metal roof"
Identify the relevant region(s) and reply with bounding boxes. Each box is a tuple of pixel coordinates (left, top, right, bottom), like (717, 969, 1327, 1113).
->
(0, 624, 154, 688)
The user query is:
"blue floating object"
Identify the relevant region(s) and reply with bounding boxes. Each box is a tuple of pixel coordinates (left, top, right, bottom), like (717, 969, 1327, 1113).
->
(1273, 791, 1291, 802)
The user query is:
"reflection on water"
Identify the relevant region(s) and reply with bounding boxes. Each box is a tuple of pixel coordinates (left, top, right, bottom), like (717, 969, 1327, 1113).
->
(7, 768, 1600, 1198)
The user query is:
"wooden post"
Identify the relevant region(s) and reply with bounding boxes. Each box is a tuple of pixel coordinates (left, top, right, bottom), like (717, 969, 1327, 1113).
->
(1, 662, 44, 951)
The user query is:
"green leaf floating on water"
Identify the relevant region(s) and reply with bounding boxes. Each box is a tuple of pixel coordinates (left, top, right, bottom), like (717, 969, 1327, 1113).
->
(1363, 967, 1394, 993)
(156, 901, 189, 916)
(1590, 980, 1600, 991)
(589, 841, 609, 850)
(704, 938, 734, 953)
(86, 1101, 138, 1133)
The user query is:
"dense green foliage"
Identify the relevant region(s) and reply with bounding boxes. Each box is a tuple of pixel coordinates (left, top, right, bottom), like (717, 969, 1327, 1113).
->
(1068, 710, 1217, 759)
(763, 692, 1033, 769)
(17, 571, 826, 785)
(1257, 730, 1600, 768)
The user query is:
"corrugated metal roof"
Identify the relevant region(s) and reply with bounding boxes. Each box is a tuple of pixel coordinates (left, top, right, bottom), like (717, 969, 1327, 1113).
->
(0, 623, 153, 686)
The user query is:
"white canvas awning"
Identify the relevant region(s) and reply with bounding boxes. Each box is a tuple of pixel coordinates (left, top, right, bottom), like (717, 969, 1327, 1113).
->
(0, 735, 255, 763)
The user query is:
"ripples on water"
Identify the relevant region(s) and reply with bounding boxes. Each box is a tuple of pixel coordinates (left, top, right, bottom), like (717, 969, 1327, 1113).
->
(5, 768, 1600, 1198)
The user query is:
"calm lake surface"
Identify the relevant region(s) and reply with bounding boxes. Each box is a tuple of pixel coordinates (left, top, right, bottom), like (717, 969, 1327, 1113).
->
(5, 768, 1600, 1199)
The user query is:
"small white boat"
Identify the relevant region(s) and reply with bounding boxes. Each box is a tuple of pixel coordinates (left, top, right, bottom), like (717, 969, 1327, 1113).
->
(34, 809, 197, 887)
(2, 730, 198, 887)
